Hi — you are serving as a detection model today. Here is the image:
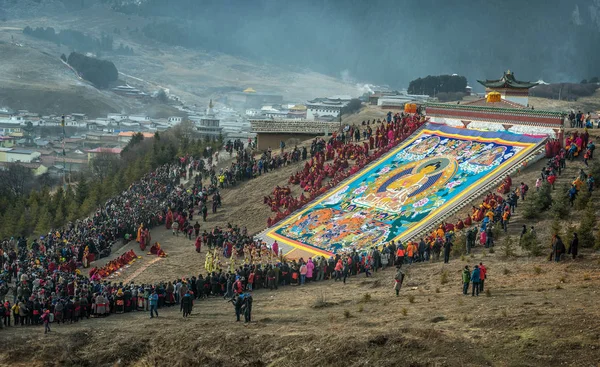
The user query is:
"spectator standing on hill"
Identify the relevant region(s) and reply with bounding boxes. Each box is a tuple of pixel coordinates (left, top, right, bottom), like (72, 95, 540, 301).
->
(568, 233, 579, 259)
(462, 266, 470, 295)
(149, 290, 159, 318)
(443, 239, 453, 264)
(479, 262, 487, 292)
(471, 266, 481, 297)
(394, 269, 405, 297)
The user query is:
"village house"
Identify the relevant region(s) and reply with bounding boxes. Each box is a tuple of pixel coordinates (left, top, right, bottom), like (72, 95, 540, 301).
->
(0, 147, 41, 163)
(86, 147, 123, 161)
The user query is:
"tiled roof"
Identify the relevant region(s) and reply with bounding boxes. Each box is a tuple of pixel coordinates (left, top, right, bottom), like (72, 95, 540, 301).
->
(424, 102, 564, 117)
(463, 97, 526, 109)
(86, 147, 123, 154)
(477, 70, 538, 89)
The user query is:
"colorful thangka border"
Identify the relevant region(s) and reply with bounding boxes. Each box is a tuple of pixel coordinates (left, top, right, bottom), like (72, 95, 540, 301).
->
(266, 124, 544, 256)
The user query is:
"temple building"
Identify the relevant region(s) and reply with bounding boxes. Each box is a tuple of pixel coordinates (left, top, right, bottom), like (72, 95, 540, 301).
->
(425, 70, 564, 138)
(306, 96, 351, 121)
(477, 70, 538, 107)
(196, 100, 223, 140)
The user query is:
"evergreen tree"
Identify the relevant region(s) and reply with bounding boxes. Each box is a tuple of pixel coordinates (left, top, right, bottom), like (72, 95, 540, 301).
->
(2, 205, 17, 237)
(67, 200, 79, 222)
(550, 218, 561, 237)
(522, 194, 539, 219)
(76, 179, 89, 205)
(54, 205, 65, 228)
(15, 211, 28, 237)
(550, 185, 570, 219)
(502, 235, 517, 258)
(112, 169, 125, 195)
(535, 183, 553, 211)
(79, 190, 98, 217)
(574, 189, 591, 210)
(35, 208, 52, 236)
(578, 200, 597, 247)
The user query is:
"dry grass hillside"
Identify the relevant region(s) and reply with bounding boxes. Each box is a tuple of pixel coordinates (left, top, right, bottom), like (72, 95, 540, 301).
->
(1, 249, 599, 367)
(1, 126, 600, 366)
(0, 42, 134, 116)
(0, 7, 360, 115)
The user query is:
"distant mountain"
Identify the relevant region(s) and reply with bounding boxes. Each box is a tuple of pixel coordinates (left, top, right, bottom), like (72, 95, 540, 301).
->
(101, 0, 600, 89)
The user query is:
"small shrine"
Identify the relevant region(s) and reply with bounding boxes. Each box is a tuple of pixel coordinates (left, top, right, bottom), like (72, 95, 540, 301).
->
(477, 70, 538, 107)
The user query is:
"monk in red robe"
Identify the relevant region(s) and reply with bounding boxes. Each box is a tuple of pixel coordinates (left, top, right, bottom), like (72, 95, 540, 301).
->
(165, 209, 174, 229)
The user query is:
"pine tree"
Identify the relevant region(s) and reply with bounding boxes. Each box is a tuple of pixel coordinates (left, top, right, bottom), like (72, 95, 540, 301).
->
(522, 193, 539, 219)
(574, 189, 591, 211)
(35, 208, 52, 236)
(578, 200, 597, 247)
(535, 183, 553, 211)
(15, 211, 27, 237)
(550, 218, 561, 237)
(502, 235, 517, 258)
(550, 185, 571, 219)
(564, 222, 576, 246)
(76, 179, 89, 205)
(79, 190, 98, 218)
(54, 205, 65, 228)
(452, 230, 466, 256)
(2, 205, 17, 237)
(112, 169, 125, 195)
(67, 200, 79, 222)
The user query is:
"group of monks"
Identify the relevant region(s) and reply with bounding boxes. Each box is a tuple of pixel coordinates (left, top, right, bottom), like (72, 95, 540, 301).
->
(203, 240, 279, 275)
(265, 114, 427, 227)
(565, 130, 589, 158)
(87, 229, 168, 281)
(88, 250, 139, 281)
(136, 224, 152, 251)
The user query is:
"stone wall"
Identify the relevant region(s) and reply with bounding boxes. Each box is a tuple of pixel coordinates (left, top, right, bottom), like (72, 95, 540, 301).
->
(256, 132, 321, 151)
(251, 120, 340, 134)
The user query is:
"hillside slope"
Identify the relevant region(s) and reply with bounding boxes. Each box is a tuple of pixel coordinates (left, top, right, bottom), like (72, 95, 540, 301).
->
(0, 6, 360, 114)
(0, 42, 134, 116)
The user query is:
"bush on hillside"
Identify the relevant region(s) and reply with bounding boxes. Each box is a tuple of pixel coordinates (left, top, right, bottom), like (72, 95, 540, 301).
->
(67, 52, 118, 88)
(550, 184, 571, 219)
(522, 183, 552, 219)
(578, 200, 597, 248)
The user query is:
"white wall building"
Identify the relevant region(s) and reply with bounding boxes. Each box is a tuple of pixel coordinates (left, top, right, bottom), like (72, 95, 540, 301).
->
(306, 96, 351, 121)
(168, 116, 182, 124)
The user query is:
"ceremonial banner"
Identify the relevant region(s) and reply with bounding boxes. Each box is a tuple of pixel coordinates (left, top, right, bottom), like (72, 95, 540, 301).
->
(266, 124, 544, 256)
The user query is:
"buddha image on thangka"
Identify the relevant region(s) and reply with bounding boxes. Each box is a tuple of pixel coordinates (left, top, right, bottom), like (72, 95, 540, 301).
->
(272, 128, 536, 254)
(353, 156, 458, 213)
(282, 208, 390, 252)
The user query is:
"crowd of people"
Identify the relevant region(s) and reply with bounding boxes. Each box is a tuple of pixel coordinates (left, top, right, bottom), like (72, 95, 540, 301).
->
(0, 147, 234, 329)
(0, 109, 596, 332)
(265, 113, 427, 226)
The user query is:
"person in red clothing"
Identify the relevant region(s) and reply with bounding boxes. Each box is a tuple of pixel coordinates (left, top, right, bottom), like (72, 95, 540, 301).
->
(479, 262, 487, 292)
(194, 236, 202, 253)
(334, 259, 343, 281)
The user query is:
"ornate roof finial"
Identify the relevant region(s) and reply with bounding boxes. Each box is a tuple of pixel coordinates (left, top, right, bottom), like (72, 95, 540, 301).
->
(209, 99, 213, 109)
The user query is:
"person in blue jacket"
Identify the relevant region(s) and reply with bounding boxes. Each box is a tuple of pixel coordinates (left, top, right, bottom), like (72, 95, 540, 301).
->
(149, 289, 159, 318)
(471, 265, 481, 297)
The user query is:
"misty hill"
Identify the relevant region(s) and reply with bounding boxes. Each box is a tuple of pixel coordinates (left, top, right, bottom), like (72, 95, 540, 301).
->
(0, 2, 360, 114)
(101, 0, 600, 88)
(0, 42, 133, 116)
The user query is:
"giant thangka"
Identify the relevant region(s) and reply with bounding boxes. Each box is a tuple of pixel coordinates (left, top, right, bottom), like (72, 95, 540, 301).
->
(266, 124, 545, 256)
